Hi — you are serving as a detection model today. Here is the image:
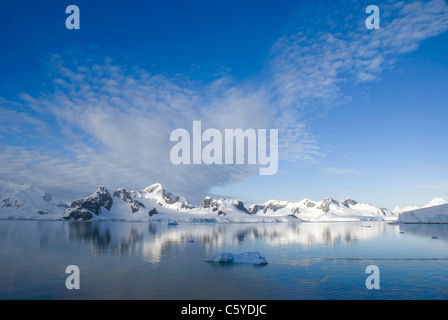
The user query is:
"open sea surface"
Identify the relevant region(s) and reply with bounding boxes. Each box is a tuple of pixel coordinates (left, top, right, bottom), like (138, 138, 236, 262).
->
(1, 220, 447, 300)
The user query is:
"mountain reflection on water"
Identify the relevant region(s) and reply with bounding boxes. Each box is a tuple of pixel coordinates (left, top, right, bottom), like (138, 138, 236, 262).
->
(61, 221, 446, 265)
(64, 222, 391, 261)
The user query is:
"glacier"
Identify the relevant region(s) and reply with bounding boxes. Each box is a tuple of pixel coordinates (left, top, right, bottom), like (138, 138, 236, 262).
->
(397, 203, 448, 223)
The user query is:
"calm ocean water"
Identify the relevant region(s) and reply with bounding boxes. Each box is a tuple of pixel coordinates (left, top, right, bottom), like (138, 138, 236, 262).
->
(0, 220, 447, 300)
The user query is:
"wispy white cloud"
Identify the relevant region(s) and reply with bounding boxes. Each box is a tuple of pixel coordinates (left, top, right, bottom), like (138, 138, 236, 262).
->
(268, 0, 448, 109)
(0, 59, 280, 202)
(1, 0, 448, 201)
(266, 0, 448, 165)
(0, 97, 50, 138)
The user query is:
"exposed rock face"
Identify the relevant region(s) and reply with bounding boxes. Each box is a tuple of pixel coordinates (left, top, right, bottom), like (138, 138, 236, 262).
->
(70, 186, 113, 215)
(130, 200, 146, 213)
(199, 197, 220, 213)
(249, 201, 299, 215)
(291, 207, 300, 214)
(250, 202, 286, 214)
(305, 200, 315, 208)
(113, 188, 134, 202)
(113, 188, 146, 213)
(148, 208, 158, 216)
(234, 201, 250, 214)
(199, 196, 250, 215)
(318, 198, 335, 213)
(65, 186, 113, 220)
(249, 204, 265, 214)
(342, 198, 358, 207)
(1, 198, 23, 209)
(64, 209, 93, 221)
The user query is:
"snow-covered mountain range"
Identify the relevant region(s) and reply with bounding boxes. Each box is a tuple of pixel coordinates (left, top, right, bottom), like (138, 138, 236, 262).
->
(0, 180, 446, 223)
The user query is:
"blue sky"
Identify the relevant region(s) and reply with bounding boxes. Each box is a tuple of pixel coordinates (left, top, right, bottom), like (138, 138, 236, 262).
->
(0, 0, 447, 209)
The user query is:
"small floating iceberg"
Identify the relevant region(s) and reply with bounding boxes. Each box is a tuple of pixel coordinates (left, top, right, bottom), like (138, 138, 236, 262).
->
(204, 251, 268, 265)
(167, 219, 178, 225)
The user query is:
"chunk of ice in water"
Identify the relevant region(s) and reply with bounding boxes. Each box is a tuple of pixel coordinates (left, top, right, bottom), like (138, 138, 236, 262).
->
(205, 251, 268, 265)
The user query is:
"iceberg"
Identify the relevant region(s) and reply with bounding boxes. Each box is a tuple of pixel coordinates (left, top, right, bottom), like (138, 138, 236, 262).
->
(204, 251, 268, 265)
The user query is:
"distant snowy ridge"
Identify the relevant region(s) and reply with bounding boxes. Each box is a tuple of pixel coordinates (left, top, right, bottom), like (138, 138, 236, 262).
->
(424, 197, 447, 208)
(0, 180, 68, 219)
(3, 180, 444, 222)
(248, 198, 396, 222)
(393, 197, 447, 215)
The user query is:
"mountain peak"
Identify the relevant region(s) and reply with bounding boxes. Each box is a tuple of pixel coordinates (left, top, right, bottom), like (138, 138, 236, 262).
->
(318, 198, 336, 213)
(424, 197, 447, 208)
(341, 198, 358, 207)
(140, 183, 193, 209)
(68, 186, 113, 219)
(95, 185, 109, 194)
(143, 183, 163, 194)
